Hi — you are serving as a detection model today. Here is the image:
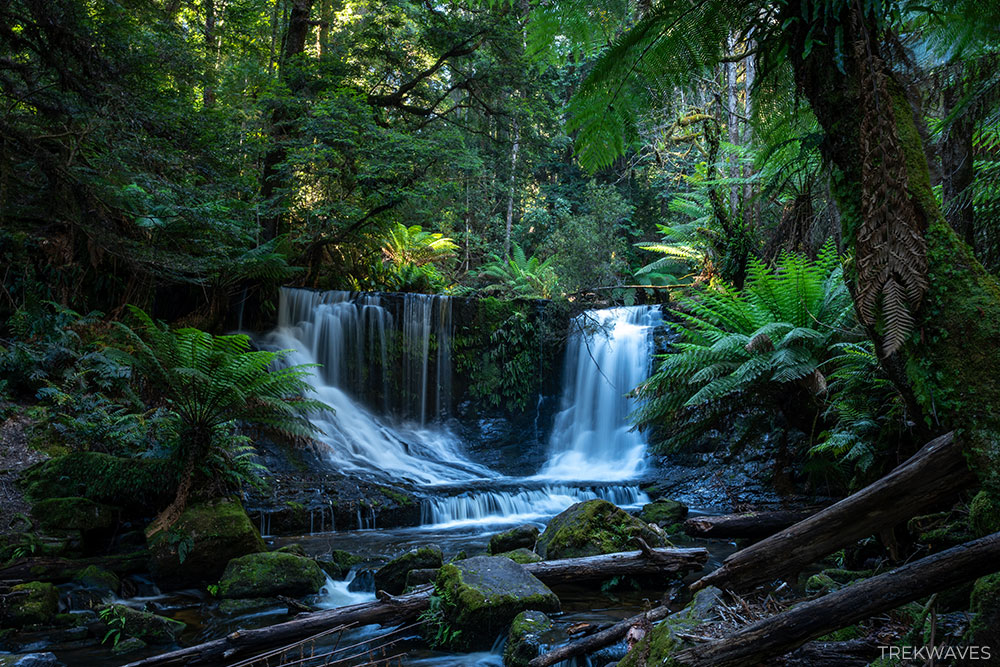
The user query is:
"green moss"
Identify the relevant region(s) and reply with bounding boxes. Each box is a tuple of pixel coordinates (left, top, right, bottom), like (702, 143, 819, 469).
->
(73, 565, 120, 593)
(32, 496, 116, 532)
(276, 543, 307, 557)
(487, 525, 539, 555)
(218, 551, 326, 599)
(374, 546, 443, 595)
(504, 610, 552, 667)
(111, 636, 147, 656)
(536, 500, 666, 560)
(101, 603, 185, 643)
(8, 581, 59, 626)
(617, 587, 722, 667)
(970, 490, 1000, 537)
(22, 452, 172, 512)
(970, 573, 1000, 647)
(818, 624, 864, 641)
(639, 500, 688, 526)
(318, 550, 362, 579)
(495, 548, 542, 564)
(379, 487, 414, 506)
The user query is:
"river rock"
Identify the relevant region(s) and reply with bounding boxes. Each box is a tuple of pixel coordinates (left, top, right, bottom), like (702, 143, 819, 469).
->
(433, 555, 559, 651)
(72, 565, 120, 595)
(374, 546, 443, 595)
(111, 637, 147, 656)
(99, 604, 185, 644)
(616, 586, 723, 667)
(639, 499, 688, 527)
(536, 499, 667, 560)
(496, 548, 542, 564)
(502, 610, 552, 667)
(6, 582, 59, 627)
(488, 525, 539, 555)
(147, 499, 265, 590)
(218, 552, 326, 599)
(318, 550, 362, 580)
(0, 654, 65, 667)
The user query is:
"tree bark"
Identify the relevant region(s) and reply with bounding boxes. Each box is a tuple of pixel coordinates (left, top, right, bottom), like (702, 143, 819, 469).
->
(683, 508, 822, 539)
(673, 531, 1000, 667)
(524, 546, 708, 585)
(504, 116, 520, 259)
(203, 0, 216, 109)
(693, 432, 974, 592)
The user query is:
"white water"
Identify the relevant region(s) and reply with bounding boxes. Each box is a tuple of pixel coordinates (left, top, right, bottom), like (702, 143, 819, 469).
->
(316, 571, 374, 609)
(537, 306, 663, 481)
(267, 288, 492, 485)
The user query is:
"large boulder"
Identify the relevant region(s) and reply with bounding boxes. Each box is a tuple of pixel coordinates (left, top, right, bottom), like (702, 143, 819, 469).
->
(488, 525, 539, 555)
(147, 499, 265, 590)
(536, 500, 666, 560)
(503, 610, 552, 667)
(496, 548, 542, 564)
(99, 604, 185, 644)
(431, 555, 559, 651)
(4, 582, 59, 627)
(374, 546, 443, 595)
(218, 552, 326, 599)
(639, 499, 688, 527)
(31, 497, 116, 533)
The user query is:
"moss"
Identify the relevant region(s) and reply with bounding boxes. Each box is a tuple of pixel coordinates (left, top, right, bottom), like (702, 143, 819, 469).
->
(818, 624, 864, 641)
(73, 565, 120, 594)
(617, 587, 722, 667)
(379, 487, 414, 506)
(318, 550, 362, 579)
(504, 610, 552, 667)
(639, 500, 689, 526)
(111, 636, 148, 656)
(536, 500, 666, 560)
(970, 572, 1000, 647)
(101, 603, 185, 644)
(805, 573, 837, 595)
(32, 497, 116, 533)
(276, 543, 307, 557)
(970, 490, 1000, 537)
(22, 452, 173, 513)
(495, 548, 542, 564)
(7, 581, 59, 627)
(218, 552, 326, 599)
(487, 525, 539, 555)
(374, 546, 443, 595)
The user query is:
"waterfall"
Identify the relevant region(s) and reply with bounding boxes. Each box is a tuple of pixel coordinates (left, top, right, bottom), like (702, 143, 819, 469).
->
(266, 288, 491, 485)
(537, 306, 663, 481)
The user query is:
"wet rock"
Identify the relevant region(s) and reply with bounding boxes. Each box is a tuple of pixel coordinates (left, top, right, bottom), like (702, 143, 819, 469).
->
(72, 565, 120, 596)
(218, 552, 326, 599)
(0, 653, 65, 667)
(5, 582, 59, 627)
(488, 525, 539, 555)
(495, 548, 542, 564)
(275, 543, 307, 557)
(374, 546, 443, 595)
(503, 610, 552, 667)
(536, 500, 666, 560)
(432, 555, 559, 651)
(404, 568, 439, 590)
(216, 598, 276, 617)
(31, 497, 116, 533)
(347, 569, 375, 593)
(318, 550, 362, 580)
(639, 499, 688, 527)
(147, 499, 265, 590)
(99, 604, 185, 644)
(111, 636, 147, 656)
(617, 586, 723, 667)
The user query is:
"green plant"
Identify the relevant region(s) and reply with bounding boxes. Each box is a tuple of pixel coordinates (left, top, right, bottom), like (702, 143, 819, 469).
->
(633, 241, 855, 452)
(99, 605, 128, 648)
(477, 245, 560, 299)
(419, 587, 463, 649)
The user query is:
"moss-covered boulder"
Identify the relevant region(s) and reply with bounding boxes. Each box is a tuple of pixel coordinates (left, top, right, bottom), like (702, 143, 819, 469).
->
(970, 490, 1000, 538)
(218, 552, 326, 599)
(99, 604, 185, 644)
(432, 555, 559, 651)
(374, 546, 443, 595)
(318, 550, 362, 580)
(405, 567, 439, 590)
(217, 598, 277, 617)
(503, 610, 552, 667)
(496, 548, 542, 564)
(147, 499, 265, 590)
(5, 582, 59, 627)
(970, 572, 1000, 649)
(536, 500, 666, 560)
(617, 587, 723, 667)
(639, 500, 688, 527)
(72, 566, 120, 595)
(111, 637, 147, 656)
(31, 497, 116, 533)
(487, 525, 539, 555)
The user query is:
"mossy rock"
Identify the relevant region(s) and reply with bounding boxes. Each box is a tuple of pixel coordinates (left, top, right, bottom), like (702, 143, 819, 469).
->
(217, 597, 277, 617)
(73, 565, 120, 595)
(31, 497, 116, 533)
(5, 581, 59, 627)
(276, 544, 307, 557)
(487, 525, 539, 555)
(617, 587, 723, 667)
(21, 452, 172, 514)
(639, 500, 689, 527)
(503, 610, 552, 667)
(318, 550, 362, 580)
(433, 556, 559, 652)
(147, 499, 265, 590)
(374, 546, 443, 595)
(218, 552, 326, 599)
(970, 490, 1000, 538)
(100, 604, 185, 644)
(496, 548, 542, 564)
(970, 572, 1000, 648)
(111, 636, 147, 656)
(805, 568, 871, 595)
(536, 500, 666, 560)
(0, 653, 65, 667)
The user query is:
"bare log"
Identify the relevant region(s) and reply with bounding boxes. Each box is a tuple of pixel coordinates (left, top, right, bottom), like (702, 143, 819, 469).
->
(683, 509, 822, 539)
(693, 432, 973, 592)
(523, 546, 708, 585)
(673, 531, 1000, 667)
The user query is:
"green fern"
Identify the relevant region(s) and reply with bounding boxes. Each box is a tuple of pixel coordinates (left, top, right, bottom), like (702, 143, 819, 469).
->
(477, 245, 560, 299)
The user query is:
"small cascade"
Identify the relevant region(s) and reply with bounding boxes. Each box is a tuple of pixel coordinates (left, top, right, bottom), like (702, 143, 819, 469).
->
(266, 288, 492, 484)
(538, 306, 663, 481)
(421, 485, 649, 528)
(316, 570, 374, 609)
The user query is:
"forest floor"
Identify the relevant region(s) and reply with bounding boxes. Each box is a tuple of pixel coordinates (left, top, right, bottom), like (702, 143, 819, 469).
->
(0, 416, 44, 533)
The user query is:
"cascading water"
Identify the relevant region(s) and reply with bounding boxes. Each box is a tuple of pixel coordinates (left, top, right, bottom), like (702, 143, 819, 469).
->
(538, 306, 663, 481)
(266, 287, 492, 484)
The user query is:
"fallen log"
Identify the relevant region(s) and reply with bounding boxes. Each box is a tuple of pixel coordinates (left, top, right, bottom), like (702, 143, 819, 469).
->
(672, 531, 1000, 667)
(693, 432, 973, 592)
(780, 638, 880, 666)
(683, 509, 821, 539)
(124, 546, 707, 667)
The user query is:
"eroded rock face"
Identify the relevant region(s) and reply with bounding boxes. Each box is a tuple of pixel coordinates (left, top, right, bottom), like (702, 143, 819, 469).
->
(488, 525, 539, 555)
(432, 555, 559, 651)
(374, 546, 443, 595)
(218, 552, 326, 599)
(147, 499, 265, 590)
(503, 610, 553, 667)
(536, 499, 666, 560)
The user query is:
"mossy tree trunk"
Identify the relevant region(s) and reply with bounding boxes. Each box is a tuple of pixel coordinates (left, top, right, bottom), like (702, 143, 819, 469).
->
(785, 5, 1000, 481)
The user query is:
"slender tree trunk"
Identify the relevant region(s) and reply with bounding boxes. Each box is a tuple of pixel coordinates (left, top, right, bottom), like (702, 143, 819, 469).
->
(725, 34, 740, 214)
(203, 0, 217, 109)
(941, 75, 976, 249)
(504, 118, 520, 259)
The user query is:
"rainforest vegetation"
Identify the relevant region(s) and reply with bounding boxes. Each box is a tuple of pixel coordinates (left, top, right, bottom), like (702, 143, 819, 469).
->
(2, 0, 1000, 666)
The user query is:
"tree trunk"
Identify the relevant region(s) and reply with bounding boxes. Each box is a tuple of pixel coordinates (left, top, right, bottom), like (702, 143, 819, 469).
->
(693, 432, 974, 593)
(673, 531, 1000, 667)
(504, 116, 520, 259)
(683, 508, 822, 539)
(941, 75, 976, 249)
(203, 0, 216, 109)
